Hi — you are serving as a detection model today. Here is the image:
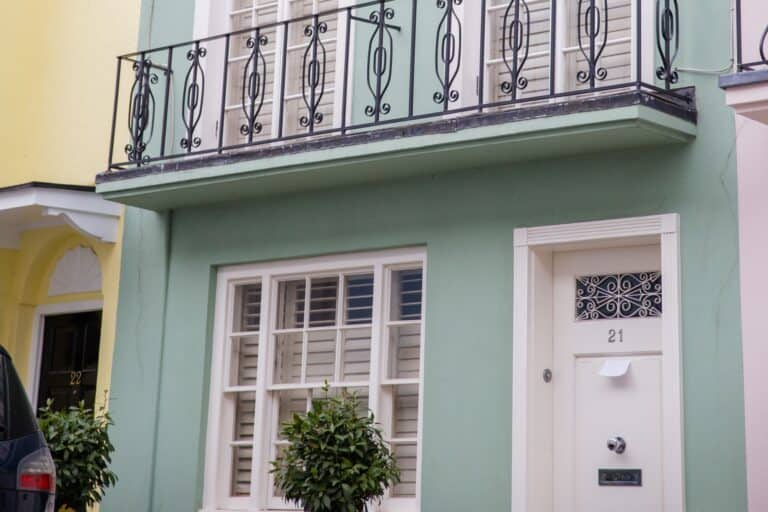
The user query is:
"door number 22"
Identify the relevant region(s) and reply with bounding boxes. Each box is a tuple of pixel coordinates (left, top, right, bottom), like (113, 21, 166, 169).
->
(69, 371, 83, 386)
(608, 329, 624, 343)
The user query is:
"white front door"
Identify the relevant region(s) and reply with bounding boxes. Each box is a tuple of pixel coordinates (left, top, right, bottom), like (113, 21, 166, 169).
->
(552, 245, 664, 512)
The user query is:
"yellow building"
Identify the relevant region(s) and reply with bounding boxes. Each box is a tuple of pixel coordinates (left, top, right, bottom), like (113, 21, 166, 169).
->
(0, 1, 140, 414)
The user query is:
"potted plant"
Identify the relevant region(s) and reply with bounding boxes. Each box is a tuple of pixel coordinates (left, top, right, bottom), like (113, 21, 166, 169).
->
(38, 400, 118, 512)
(271, 387, 400, 512)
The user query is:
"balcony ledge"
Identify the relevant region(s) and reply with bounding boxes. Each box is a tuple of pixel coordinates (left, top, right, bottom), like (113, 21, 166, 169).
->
(720, 70, 768, 124)
(96, 88, 697, 211)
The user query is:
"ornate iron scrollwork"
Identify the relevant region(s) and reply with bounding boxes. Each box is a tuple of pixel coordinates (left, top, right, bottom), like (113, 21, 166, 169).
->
(655, 0, 679, 87)
(300, 19, 328, 129)
(575, 272, 663, 320)
(181, 45, 207, 150)
(365, 7, 396, 118)
(434, 0, 463, 106)
(125, 59, 159, 164)
(501, 0, 531, 100)
(577, 0, 609, 86)
(241, 32, 269, 137)
(760, 25, 768, 64)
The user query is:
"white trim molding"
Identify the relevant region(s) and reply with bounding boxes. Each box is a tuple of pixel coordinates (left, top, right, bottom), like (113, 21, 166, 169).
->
(511, 214, 685, 512)
(0, 184, 121, 248)
(28, 300, 104, 408)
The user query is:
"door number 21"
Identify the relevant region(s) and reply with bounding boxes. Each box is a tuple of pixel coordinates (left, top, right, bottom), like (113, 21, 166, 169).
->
(608, 329, 624, 343)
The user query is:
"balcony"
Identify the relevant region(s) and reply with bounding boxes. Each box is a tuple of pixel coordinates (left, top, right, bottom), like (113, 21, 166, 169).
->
(98, 0, 696, 209)
(720, 0, 768, 123)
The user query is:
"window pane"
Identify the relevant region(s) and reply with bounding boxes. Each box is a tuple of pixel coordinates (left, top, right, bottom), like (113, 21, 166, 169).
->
(390, 269, 424, 321)
(235, 283, 262, 332)
(305, 329, 336, 383)
(347, 386, 370, 418)
(345, 274, 374, 325)
(231, 335, 260, 387)
(565, 0, 633, 91)
(277, 280, 305, 329)
(391, 442, 418, 497)
(388, 324, 421, 380)
(340, 327, 371, 382)
(274, 333, 303, 384)
(272, 443, 289, 498)
(231, 445, 253, 497)
(232, 0, 254, 11)
(275, 389, 309, 440)
(311, 386, 370, 418)
(308, 277, 338, 327)
(234, 392, 256, 441)
(392, 384, 419, 439)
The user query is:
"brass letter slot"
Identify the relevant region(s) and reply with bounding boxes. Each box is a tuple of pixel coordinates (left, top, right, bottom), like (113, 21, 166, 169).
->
(598, 468, 642, 487)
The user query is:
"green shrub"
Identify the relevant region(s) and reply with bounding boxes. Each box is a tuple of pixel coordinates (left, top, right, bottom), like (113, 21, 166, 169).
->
(271, 387, 400, 512)
(38, 400, 117, 512)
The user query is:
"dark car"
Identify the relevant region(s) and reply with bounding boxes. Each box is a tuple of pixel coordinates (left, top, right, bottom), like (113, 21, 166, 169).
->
(0, 346, 55, 511)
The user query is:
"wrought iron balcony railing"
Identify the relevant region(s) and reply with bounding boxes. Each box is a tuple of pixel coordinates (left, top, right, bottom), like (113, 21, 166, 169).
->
(108, 0, 689, 172)
(735, 0, 768, 71)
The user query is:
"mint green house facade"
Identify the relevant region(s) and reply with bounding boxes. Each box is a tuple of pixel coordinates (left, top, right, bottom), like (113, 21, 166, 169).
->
(97, 1, 747, 511)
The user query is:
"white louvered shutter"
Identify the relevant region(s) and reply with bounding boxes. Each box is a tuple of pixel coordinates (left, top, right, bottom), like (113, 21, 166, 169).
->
(383, 268, 424, 500)
(230, 283, 262, 498)
(270, 272, 376, 506)
(225, 1, 281, 145)
(484, 0, 554, 104)
(224, 0, 346, 146)
(563, 0, 634, 91)
(281, 0, 342, 136)
(471, 0, 637, 107)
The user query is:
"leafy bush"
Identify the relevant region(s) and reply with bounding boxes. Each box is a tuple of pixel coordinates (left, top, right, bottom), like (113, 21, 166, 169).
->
(38, 400, 117, 512)
(271, 388, 400, 512)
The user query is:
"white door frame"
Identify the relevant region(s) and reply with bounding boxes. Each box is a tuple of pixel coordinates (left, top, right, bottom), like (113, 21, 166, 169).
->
(28, 300, 104, 409)
(511, 214, 685, 512)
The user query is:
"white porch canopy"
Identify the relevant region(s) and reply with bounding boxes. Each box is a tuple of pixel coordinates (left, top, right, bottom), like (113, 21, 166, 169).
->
(0, 182, 121, 249)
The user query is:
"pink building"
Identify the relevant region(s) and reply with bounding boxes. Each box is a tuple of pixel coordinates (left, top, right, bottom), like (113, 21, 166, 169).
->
(721, 2, 768, 511)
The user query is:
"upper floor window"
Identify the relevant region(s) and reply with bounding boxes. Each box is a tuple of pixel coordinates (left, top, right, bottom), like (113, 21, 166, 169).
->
(204, 248, 426, 511)
(221, 0, 347, 146)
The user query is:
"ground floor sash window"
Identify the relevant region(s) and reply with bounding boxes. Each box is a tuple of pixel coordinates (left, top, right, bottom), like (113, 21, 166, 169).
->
(204, 248, 426, 512)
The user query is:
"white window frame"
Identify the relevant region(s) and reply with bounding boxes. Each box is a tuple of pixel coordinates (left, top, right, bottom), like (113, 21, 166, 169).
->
(202, 247, 426, 512)
(461, 0, 656, 104)
(193, 0, 355, 147)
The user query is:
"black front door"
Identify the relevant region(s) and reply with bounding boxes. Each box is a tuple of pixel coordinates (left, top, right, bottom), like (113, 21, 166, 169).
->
(36, 311, 102, 414)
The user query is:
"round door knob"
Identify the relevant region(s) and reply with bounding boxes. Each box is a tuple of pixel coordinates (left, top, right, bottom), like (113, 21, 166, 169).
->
(607, 436, 626, 454)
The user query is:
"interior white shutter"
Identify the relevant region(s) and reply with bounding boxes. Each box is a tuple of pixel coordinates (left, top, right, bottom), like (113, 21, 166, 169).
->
(565, 0, 634, 90)
(485, 0, 554, 103)
(225, 1, 281, 145)
(230, 283, 262, 497)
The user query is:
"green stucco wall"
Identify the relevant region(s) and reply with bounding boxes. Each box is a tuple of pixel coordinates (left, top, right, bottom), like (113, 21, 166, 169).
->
(103, 1, 746, 511)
